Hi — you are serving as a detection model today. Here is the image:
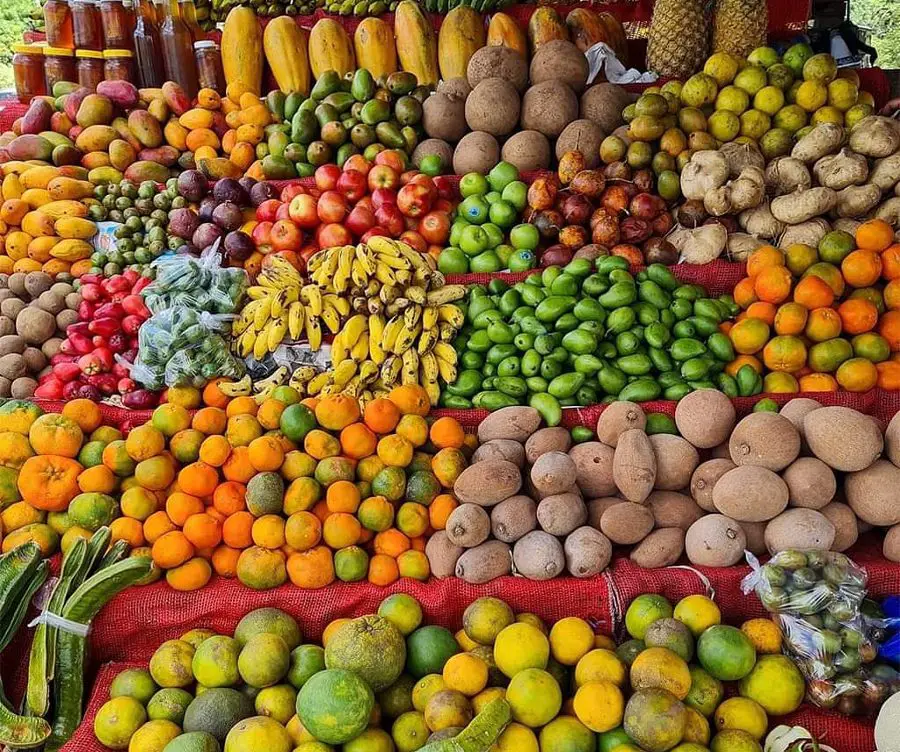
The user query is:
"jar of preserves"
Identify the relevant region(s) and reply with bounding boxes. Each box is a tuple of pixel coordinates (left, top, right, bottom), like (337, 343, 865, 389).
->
(43, 47, 76, 91)
(72, 0, 103, 50)
(12, 45, 47, 102)
(103, 49, 135, 82)
(43, 0, 74, 48)
(76, 48, 104, 90)
(193, 40, 223, 93)
(100, 0, 135, 49)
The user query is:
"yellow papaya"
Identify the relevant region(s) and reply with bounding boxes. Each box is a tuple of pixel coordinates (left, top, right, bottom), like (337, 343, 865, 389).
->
(20, 166, 60, 191)
(21, 211, 56, 238)
(20, 189, 51, 209)
(55, 216, 97, 240)
(438, 6, 485, 82)
(527, 7, 568, 54)
(47, 177, 93, 201)
(308, 18, 356, 79)
(37, 200, 89, 219)
(50, 238, 93, 261)
(394, 1, 438, 87)
(222, 7, 264, 95)
(354, 18, 398, 80)
(264, 16, 312, 95)
(487, 13, 528, 60)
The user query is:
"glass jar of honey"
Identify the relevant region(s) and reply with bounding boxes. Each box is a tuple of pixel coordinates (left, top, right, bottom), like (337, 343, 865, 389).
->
(103, 49, 135, 82)
(12, 45, 47, 102)
(43, 46, 76, 91)
(75, 48, 104, 90)
(100, 0, 135, 50)
(193, 40, 223, 93)
(72, 0, 103, 50)
(43, 0, 74, 48)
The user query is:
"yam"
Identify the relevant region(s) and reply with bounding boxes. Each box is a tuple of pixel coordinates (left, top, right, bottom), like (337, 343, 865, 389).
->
(472, 439, 525, 467)
(0, 354, 25, 380)
(525, 427, 572, 465)
(596, 401, 646, 446)
(23, 272, 52, 299)
(765, 156, 811, 195)
(777, 218, 831, 249)
(490, 495, 537, 543)
(612, 429, 656, 503)
(690, 458, 736, 513)
(649, 434, 699, 490)
(455, 541, 512, 584)
(845, 460, 900, 526)
(531, 451, 577, 497)
(680, 151, 728, 201)
(819, 502, 858, 552)
(454, 459, 522, 506)
(719, 141, 764, 179)
(536, 492, 587, 536)
(782, 457, 836, 510)
(564, 526, 612, 577)
(712, 466, 789, 522)
(848, 116, 900, 158)
(764, 508, 835, 554)
(674, 389, 736, 449)
(869, 152, 900, 192)
(812, 148, 868, 190)
(727, 233, 766, 260)
(0, 335, 25, 355)
(791, 122, 845, 163)
(645, 491, 703, 531)
(630, 528, 685, 569)
(10, 377, 36, 398)
(445, 503, 491, 547)
(477, 406, 541, 442)
(803, 406, 883, 471)
(728, 412, 800, 471)
(833, 184, 881, 219)
(513, 531, 564, 581)
(568, 442, 616, 497)
(426, 531, 463, 578)
(875, 197, 900, 228)
(668, 224, 727, 264)
(684, 515, 746, 567)
(739, 203, 783, 240)
(770, 187, 837, 225)
(600, 501, 654, 545)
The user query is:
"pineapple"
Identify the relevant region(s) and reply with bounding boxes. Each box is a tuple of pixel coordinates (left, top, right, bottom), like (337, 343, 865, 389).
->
(713, 0, 768, 58)
(646, 0, 711, 79)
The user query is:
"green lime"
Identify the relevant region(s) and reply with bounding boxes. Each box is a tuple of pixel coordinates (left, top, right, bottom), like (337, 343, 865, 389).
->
(818, 230, 854, 264)
(438, 248, 469, 274)
(378, 593, 424, 636)
(334, 546, 369, 582)
(489, 200, 517, 228)
(625, 594, 674, 640)
(501, 180, 528, 211)
(459, 225, 490, 256)
(419, 154, 443, 177)
(470, 251, 502, 273)
(510, 223, 539, 250)
(459, 172, 488, 197)
(488, 161, 519, 192)
(288, 644, 326, 689)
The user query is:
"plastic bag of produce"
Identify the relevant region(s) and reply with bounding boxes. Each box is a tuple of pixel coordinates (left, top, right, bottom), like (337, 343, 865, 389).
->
(143, 242, 248, 315)
(741, 549, 896, 715)
(130, 307, 244, 389)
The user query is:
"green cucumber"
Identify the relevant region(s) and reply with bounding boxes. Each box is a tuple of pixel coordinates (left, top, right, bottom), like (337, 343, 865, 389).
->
(418, 699, 511, 752)
(0, 702, 51, 749)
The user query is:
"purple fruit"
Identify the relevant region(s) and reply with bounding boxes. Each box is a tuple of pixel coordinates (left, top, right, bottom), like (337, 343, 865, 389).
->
(223, 231, 254, 261)
(167, 207, 200, 240)
(212, 201, 243, 232)
(213, 177, 248, 205)
(176, 169, 207, 202)
(249, 181, 279, 206)
(192, 222, 222, 249)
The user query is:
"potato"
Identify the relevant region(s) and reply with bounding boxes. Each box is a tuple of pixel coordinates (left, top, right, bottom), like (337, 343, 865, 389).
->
(22, 347, 46, 374)
(764, 509, 835, 555)
(525, 427, 572, 465)
(23, 272, 52, 300)
(845, 460, 900, 526)
(426, 531, 463, 578)
(37, 291, 65, 315)
(454, 459, 522, 506)
(596, 401, 646, 447)
(770, 187, 838, 225)
(0, 317, 14, 338)
(765, 156, 812, 195)
(491, 495, 537, 543)
(568, 442, 616, 497)
(555, 120, 604, 168)
(645, 491, 703, 531)
(778, 218, 832, 249)
(613, 429, 656, 503)
(0, 353, 25, 381)
(10, 376, 36, 398)
(502, 131, 551, 173)
(738, 203, 783, 240)
(680, 151, 729, 201)
(869, 152, 900, 192)
(7, 273, 26, 298)
(712, 466, 789, 522)
(587, 496, 623, 528)
(531, 451, 577, 497)
(782, 457, 836, 510)
(834, 184, 881, 219)
(15, 307, 56, 345)
(728, 412, 800, 472)
(41, 337, 63, 359)
(466, 46, 528, 92)
(791, 122, 845, 163)
(465, 78, 521, 137)
(886, 411, 900, 466)
(65, 292, 81, 310)
(56, 309, 79, 331)
(0, 335, 25, 355)
(0, 299, 25, 320)
(564, 526, 612, 577)
(0, 376, 11, 397)
(685, 515, 746, 567)
(513, 531, 564, 581)
(739, 520, 767, 556)
(848, 116, 900, 158)
(477, 406, 541, 443)
(803, 406, 883, 471)
(537, 492, 587, 536)
(472, 439, 525, 467)
(49, 282, 72, 298)
(819, 502, 858, 552)
(813, 148, 868, 190)
(719, 141, 765, 179)
(884, 524, 900, 563)
(630, 528, 685, 569)
(690, 458, 736, 513)
(600, 501, 654, 544)
(445, 503, 491, 548)
(649, 435, 698, 490)
(675, 389, 736, 449)
(455, 541, 512, 584)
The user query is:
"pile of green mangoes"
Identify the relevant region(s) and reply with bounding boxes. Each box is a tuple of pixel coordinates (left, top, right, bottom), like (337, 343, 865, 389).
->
(260, 69, 429, 178)
(441, 259, 767, 418)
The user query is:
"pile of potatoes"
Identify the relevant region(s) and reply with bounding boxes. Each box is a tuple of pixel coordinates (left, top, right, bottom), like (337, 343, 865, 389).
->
(0, 271, 81, 397)
(427, 392, 900, 582)
(417, 40, 630, 176)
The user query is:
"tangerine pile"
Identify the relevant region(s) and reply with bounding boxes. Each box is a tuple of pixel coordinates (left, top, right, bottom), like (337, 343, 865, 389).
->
(726, 218, 900, 393)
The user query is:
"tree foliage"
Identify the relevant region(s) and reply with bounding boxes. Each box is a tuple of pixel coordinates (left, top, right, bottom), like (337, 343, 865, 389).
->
(0, 0, 37, 88)
(850, 0, 900, 69)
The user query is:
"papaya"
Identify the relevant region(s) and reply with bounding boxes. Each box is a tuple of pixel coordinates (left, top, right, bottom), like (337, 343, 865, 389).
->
(222, 7, 264, 95)
(123, 160, 170, 183)
(21, 211, 56, 238)
(599, 12, 629, 62)
(308, 19, 356, 79)
(55, 216, 97, 240)
(38, 200, 89, 219)
(264, 16, 312, 96)
(20, 165, 61, 190)
(87, 166, 124, 185)
(47, 177, 93, 201)
(74, 125, 117, 153)
(96, 80, 140, 110)
(138, 145, 181, 166)
(527, 7, 568, 54)
(354, 18, 398, 80)
(127, 110, 164, 149)
(565, 8, 609, 53)
(487, 13, 528, 59)
(394, 1, 438, 87)
(7, 135, 53, 162)
(50, 238, 93, 261)
(28, 235, 57, 262)
(20, 99, 54, 136)
(75, 94, 115, 128)
(438, 7, 485, 82)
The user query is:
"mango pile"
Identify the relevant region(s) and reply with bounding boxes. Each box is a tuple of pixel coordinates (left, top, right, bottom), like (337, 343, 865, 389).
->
(92, 592, 805, 752)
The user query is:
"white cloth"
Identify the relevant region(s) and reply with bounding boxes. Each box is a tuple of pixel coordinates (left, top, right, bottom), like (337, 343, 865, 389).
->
(585, 42, 659, 85)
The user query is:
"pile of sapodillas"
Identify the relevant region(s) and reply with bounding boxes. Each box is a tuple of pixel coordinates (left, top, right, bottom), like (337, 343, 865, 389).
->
(428, 393, 900, 583)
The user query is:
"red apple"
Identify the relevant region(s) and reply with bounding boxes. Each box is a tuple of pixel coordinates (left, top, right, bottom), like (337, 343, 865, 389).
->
(275, 202, 292, 221)
(256, 199, 281, 222)
(375, 149, 406, 173)
(345, 204, 376, 237)
(289, 194, 319, 229)
(419, 211, 451, 245)
(280, 184, 306, 203)
(368, 164, 399, 192)
(400, 230, 427, 253)
(271, 219, 303, 251)
(315, 164, 341, 191)
(300, 245, 318, 264)
(361, 227, 390, 243)
(371, 188, 397, 210)
(343, 154, 371, 175)
(336, 170, 367, 202)
(251, 221, 273, 253)
(317, 190, 349, 224)
(409, 173, 437, 201)
(375, 204, 405, 238)
(397, 182, 432, 218)
(317, 223, 352, 248)
(356, 196, 374, 213)
(433, 176, 459, 202)
(400, 169, 417, 184)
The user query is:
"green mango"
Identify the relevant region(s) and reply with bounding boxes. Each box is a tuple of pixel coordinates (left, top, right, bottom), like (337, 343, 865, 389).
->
(360, 99, 391, 126)
(311, 70, 342, 101)
(290, 109, 318, 145)
(351, 69, 376, 102)
(266, 90, 286, 121)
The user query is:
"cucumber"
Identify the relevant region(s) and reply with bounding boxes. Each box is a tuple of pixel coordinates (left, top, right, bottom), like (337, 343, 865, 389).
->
(0, 559, 48, 653)
(418, 699, 511, 752)
(98, 539, 130, 570)
(0, 701, 51, 749)
(0, 543, 42, 617)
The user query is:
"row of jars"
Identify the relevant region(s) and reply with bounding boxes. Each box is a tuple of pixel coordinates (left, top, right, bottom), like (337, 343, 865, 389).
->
(44, 0, 135, 52)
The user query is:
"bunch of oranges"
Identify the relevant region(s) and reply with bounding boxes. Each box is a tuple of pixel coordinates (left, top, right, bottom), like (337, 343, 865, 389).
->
(105, 380, 471, 592)
(725, 218, 900, 393)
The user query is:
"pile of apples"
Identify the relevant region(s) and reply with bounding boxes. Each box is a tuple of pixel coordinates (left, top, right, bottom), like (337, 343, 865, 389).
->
(250, 150, 457, 267)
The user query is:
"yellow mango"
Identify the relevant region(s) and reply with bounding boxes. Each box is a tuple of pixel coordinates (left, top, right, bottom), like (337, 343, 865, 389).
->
(21, 211, 56, 238)
(5, 231, 32, 261)
(164, 120, 189, 151)
(27, 235, 57, 263)
(20, 165, 61, 190)
(20, 189, 51, 208)
(178, 108, 215, 130)
(1, 174, 23, 201)
(55, 216, 97, 240)
(50, 238, 93, 261)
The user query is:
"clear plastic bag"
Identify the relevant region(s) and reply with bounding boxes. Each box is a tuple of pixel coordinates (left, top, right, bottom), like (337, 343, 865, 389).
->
(742, 549, 894, 715)
(143, 243, 248, 315)
(131, 307, 244, 389)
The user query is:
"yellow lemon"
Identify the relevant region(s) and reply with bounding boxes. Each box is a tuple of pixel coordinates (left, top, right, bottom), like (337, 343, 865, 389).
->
(494, 623, 549, 677)
(714, 697, 768, 740)
(455, 629, 479, 652)
(411, 674, 446, 712)
(549, 617, 595, 666)
(573, 681, 624, 733)
(795, 80, 827, 112)
(574, 649, 627, 688)
(673, 595, 722, 637)
(495, 723, 539, 752)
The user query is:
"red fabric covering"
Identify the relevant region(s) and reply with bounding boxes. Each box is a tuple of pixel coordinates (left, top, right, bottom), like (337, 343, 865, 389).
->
(0, 101, 27, 133)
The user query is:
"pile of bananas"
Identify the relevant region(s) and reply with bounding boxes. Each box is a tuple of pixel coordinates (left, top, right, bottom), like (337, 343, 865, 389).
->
(232, 239, 466, 405)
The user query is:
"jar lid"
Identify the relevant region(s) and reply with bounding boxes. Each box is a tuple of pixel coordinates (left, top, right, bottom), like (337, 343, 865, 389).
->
(43, 46, 75, 56)
(13, 44, 42, 54)
(103, 49, 134, 58)
(193, 40, 216, 49)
